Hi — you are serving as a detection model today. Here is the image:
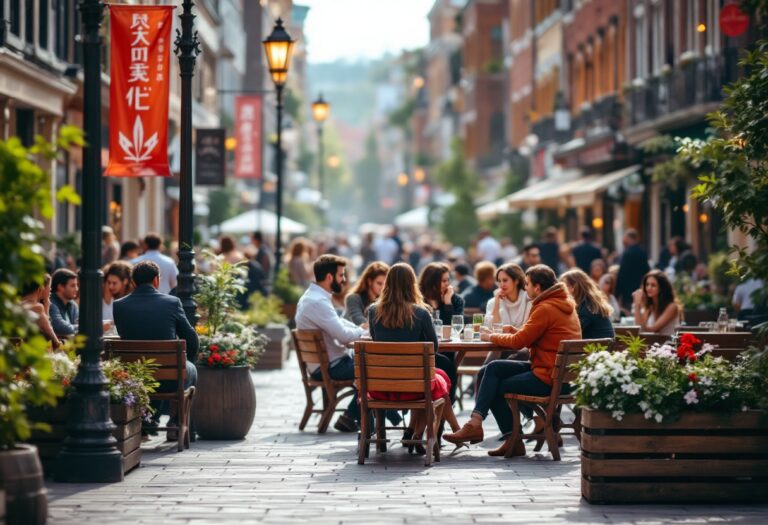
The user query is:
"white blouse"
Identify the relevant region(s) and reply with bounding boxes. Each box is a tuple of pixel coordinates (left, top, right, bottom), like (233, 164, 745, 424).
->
(486, 292, 531, 328)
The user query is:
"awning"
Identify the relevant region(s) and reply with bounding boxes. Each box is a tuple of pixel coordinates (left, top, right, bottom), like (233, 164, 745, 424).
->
(477, 197, 510, 221)
(215, 209, 307, 235)
(567, 164, 641, 207)
(505, 170, 582, 209)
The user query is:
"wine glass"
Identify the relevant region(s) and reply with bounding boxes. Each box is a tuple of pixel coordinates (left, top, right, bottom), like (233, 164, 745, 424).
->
(451, 315, 464, 341)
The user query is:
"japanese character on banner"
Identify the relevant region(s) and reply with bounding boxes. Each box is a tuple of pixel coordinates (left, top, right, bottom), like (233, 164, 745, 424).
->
(106, 5, 174, 177)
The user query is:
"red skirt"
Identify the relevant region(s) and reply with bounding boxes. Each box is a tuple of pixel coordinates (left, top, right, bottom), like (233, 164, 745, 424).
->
(368, 368, 451, 401)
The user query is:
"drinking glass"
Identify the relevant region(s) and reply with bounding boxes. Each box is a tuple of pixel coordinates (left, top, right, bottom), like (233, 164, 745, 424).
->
(433, 318, 443, 337)
(472, 313, 484, 340)
(451, 315, 464, 341)
(493, 323, 503, 334)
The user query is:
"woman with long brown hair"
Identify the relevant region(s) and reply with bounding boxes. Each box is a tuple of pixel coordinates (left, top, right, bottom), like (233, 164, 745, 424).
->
(633, 269, 681, 335)
(560, 269, 615, 339)
(368, 263, 461, 453)
(20, 274, 61, 349)
(344, 261, 389, 326)
(102, 261, 134, 323)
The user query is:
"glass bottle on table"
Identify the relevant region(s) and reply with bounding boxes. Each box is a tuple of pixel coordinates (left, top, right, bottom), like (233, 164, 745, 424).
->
(717, 307, 729, 333)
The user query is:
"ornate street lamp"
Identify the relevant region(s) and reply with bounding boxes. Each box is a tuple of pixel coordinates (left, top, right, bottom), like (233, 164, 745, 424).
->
(175, 0, 201, 326)
(56, 0, 123, 482)
(311, 93, 329, 206)
(263, 18, 295, 280)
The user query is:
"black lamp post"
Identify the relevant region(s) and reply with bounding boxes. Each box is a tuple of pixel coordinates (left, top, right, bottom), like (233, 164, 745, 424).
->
(262, 18, 295, 281)
(311, 93, 329, 201)
(56, 0, 123, 482)
(175, 0, 201, 326)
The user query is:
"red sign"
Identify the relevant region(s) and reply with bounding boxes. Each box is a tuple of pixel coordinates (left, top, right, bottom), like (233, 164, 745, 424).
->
(106, 6, 173, 177)
(234, 96, 263, 179)
(720, 4, 749, 38)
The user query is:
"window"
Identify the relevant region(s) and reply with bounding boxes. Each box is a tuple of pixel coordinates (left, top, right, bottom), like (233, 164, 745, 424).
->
(634, 5, 648, 79)
(39, 0, 49, 48)
(55, 0, 72, 61)
(651, 2, 664, 73)
(9, 0, 20, 37)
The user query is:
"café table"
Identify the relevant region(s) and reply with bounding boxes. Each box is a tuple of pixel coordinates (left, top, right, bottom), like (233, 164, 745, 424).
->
(437, 340, 504, 368)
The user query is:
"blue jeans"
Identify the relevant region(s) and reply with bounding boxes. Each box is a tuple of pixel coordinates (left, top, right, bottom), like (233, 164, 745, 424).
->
(153, 361, 198, 422)
(311, 355, 360, 421)
(473, 360, 552, 435)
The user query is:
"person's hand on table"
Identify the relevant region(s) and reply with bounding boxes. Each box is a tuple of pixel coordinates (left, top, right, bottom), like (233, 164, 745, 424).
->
(480, 326, 492, 342)
(502, 325, 518, 334)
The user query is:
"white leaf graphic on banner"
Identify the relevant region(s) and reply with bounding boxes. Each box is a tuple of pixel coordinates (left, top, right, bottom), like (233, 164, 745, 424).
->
(119, 116, 159, 162)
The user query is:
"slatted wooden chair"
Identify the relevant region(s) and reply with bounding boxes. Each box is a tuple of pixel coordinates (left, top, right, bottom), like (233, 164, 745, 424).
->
(613, 325, 640, 338)
(292, 329, 355, 433)
(680, 331, 754, 361)
(103, 339, 194, 452)
(502, 338, 613, 460)
(354, 341, 445, 466)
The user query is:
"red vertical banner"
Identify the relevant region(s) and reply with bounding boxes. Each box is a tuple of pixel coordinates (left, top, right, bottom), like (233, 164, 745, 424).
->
(106, 5, 173, 177)
(234, 96, 262, 179)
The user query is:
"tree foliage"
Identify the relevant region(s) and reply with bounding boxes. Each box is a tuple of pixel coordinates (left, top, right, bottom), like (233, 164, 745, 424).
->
(435, 138, 479, 246)
(354, 132, 383, 220)
(0, 128, 82, 448)
(677, 41, 768, 306)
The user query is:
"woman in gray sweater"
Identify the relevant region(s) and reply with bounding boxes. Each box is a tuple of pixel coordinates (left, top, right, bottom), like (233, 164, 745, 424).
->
(344, 261, 389, 326)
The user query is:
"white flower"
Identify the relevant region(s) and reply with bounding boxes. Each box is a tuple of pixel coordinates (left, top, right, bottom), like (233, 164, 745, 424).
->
(644, 410, 654, 420)
(684, 389, 699, 405)
(638, 401, 649, 411)
(655, 413, 663, 423)
(611, 410, 624, 421)
(621, 382, 641, 395)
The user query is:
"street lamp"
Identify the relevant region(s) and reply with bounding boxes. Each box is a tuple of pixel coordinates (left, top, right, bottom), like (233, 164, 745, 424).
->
(175, 0, 201, 326)
(55, 0, 123, 482)
(263, 18, 295, 280)
(311, 93, 329, 202)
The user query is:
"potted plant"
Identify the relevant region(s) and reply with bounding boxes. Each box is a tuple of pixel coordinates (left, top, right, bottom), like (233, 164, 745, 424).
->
(29, 350, 158, 474)
(246, 293, 291, 370)
(192, 252, 268, 440)
(574, 335, 767, 504)
(0, 129, 82, 524)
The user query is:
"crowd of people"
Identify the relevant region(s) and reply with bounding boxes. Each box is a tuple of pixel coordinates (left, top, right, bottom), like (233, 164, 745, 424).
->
(21, 222, 764, 450)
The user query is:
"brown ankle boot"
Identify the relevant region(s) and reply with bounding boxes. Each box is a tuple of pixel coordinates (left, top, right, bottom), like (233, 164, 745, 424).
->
(488, 438, 525, 457)
(443, 422, 484, 444)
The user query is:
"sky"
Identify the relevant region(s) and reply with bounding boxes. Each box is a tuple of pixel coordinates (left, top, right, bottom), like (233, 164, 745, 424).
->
(299, 0, 435, 63)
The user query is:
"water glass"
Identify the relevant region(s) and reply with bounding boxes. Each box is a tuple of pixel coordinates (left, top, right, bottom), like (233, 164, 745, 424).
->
(451, 315, 464, 341)
(433, 318, 443, 336)
(493, 323, 503, 334)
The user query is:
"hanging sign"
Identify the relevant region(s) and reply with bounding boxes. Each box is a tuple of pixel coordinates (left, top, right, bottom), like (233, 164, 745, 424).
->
(234, 95, 263, 179)
(195, 128, 226, 186)
(106, 5, 173, 177)
(720, 4, 749, 38)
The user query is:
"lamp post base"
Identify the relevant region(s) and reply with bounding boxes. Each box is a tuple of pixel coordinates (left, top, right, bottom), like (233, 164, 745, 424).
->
(54, 450, 124, 483)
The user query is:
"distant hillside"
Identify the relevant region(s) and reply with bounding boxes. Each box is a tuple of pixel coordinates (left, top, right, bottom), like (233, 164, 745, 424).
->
(307, 60, 379, 127)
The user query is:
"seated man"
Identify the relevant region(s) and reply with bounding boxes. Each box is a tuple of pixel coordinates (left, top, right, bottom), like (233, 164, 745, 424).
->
(114, 261, 198, 438)
(460, 261, 497, 311)
(295, 254, 399, 432)
(49, 268, 79, 338)
(453, 263, 475, 295)
(444, 264, 581, 457)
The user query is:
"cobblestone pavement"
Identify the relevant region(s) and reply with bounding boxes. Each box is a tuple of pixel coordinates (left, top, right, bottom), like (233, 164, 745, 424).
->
(47, 355, 768, 524)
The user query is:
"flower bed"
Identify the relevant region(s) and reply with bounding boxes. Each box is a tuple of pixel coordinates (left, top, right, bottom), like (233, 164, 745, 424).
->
(574, 335, 768, 504)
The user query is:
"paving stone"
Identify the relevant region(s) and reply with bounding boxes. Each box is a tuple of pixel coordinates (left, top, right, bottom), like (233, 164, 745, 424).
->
(46, 354, 768, 524)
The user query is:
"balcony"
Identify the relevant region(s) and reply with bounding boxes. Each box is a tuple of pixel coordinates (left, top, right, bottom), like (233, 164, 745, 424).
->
(625, 53, 738, 129)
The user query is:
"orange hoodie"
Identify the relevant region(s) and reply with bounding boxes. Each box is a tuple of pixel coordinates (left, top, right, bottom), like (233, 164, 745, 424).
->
(489, 282, 582, 385)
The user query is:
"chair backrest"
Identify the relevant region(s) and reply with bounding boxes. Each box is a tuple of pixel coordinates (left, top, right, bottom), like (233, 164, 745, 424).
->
(683, 309, 719, 325)
(292, 329, 331, 382)
(613, 325, 640, 338)
(550, 338, 614, 397)
(354, 341, 435, 398)
(638, 333, 672, 348)
(103, 339, 187, 385)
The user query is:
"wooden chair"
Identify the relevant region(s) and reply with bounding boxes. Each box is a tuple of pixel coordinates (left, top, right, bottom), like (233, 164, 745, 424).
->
(292, 329, 355, 433)
(354, 341, 445, 466)
(680, 331, 754, 361)
(613, 325, 640, 338)
(455, 351, 488, 410)
(502, 338, 613, 461)
(103, 339, 194, 452)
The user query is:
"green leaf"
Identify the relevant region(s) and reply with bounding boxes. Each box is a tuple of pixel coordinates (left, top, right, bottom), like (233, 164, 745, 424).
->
(56, 185, 81, 205)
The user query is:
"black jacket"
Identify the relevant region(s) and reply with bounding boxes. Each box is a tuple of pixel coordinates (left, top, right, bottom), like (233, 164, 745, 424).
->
(460, 284, 496, 311)
(114, 284, 199, 362)
(615, 243, 650, 307)
(577, 302, 616, 340)
(435, 293, 465, 326)
(572, 242, 602, 274)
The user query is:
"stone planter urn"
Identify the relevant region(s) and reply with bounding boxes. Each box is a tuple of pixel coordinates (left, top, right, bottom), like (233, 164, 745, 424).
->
(254, 323, 291, 370)
(192, 366, 256, 440)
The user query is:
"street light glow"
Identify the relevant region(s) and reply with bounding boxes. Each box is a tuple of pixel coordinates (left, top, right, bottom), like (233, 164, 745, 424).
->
(263, 18, 295, 87)
(312, 94, 330, 122)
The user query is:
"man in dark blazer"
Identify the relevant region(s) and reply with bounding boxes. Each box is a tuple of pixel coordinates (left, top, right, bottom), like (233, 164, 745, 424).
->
(615, 229, 651, 310)
(114, 261, 198, 436)
(571, 227, 603, 274)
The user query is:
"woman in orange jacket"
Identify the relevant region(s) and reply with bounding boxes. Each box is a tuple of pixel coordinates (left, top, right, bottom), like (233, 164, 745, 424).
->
(444, 264, 582, 457)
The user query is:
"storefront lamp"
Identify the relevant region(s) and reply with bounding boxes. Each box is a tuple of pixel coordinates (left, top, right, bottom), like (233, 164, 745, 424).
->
(592, 217, 604, 229)
(262, 18, 295, 87)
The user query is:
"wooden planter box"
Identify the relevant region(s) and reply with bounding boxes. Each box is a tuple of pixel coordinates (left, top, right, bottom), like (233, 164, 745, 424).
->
(253, 324, 291, 370)
(581, 409, 768, 504)
(28, 402, 142, 475)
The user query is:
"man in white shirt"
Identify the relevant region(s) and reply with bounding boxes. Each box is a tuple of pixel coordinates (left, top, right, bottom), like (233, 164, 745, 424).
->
(295, 255, 365, 432)
(477, 229, 501, 264)
(733, 278, 764, 319)
(130, 233, 179, 294)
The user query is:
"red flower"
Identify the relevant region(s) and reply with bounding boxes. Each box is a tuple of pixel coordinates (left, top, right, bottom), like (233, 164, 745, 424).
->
(228, 350, 236, 357)
(210, 344, 220, 353)
(688, 372, 697, 382)
(213, 353, 222, 362)
(207, 356, 215, 366)
(677, 343, 697, 362)
(679, 333, 701, 347)
(222, 358, 233, 366)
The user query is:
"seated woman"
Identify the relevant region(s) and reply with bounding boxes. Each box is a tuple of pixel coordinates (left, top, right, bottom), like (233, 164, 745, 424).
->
(344, 261, 389, 327)
(102, 261, 134, 323)
(560, 269, 615, 339)
(368, 263, 461, 453)
(418, 262, 463, 400)
(485, 263, 531, 362)
(444, 265, 582, 457)
(633, 269, 681, 336)
(20, 274, 61, 349)
(598, 273, 622, 322)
